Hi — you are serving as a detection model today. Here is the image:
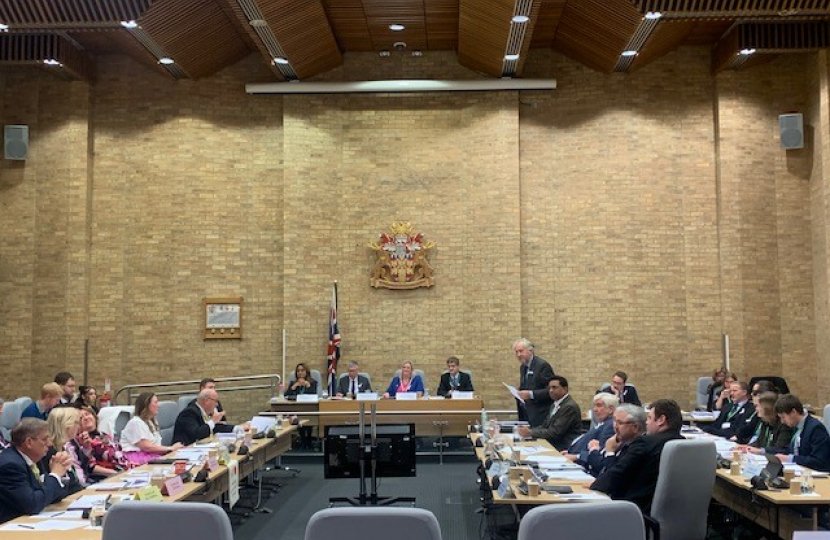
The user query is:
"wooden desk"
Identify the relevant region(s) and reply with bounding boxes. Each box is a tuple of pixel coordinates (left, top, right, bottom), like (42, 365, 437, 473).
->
(0, 426, 297, 539)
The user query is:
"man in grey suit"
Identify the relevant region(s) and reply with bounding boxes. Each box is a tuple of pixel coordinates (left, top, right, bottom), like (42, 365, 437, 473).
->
(514, 338, 554, 427)
(518, 376, 582, 451)
(336, 361, 372, 397)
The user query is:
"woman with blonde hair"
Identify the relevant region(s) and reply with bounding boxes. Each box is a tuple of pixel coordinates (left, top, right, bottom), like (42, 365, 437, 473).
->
(120, 392, 182, 465)
(37, 407, 85, 493)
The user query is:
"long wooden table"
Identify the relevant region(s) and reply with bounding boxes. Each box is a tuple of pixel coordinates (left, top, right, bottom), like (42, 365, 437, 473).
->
(0, 424, 297, 539)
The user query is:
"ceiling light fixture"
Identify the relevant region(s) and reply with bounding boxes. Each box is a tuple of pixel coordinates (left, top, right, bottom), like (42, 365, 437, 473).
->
(411, 50, 423, 57)
(512, 15, 529, 23)
(120, 20, 138, 29)
(644, 12, 662, 20)
(250, 19, 268, 28)
(43, 59, 62, 66)
(273, 57, 289, 65)
(379, 50, 391, 57)
(621, 50, 638, 57)
(389, 24, 405, 31)
(504, 54, 520, 61)
(739, 48, 756, 55)
(158, 57, 175, 65)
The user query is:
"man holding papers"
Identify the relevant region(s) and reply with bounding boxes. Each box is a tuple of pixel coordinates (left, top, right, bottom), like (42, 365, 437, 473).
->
(172, 389, 237, 446)
(513, 338, 554, 427)
(517, 376, 581, 451)
(0, 418, 71, 523)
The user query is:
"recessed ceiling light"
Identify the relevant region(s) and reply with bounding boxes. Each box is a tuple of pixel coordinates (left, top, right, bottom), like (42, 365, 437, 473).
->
(273, 57, 289, 65)
(512, 15, 529, 23)
(158, 57, 174, 65)
(389, 24, 405, 31)
(379, 50, 391, 57)
(411, 50, 423, 57)
(120, 20, 138, 29)
(621, 50, 638, 57)
(250, 19, 268, 28)
(739, 48, 756, 56)
(43, 59, 62, 66)
(644, 11, 662, 20)
(504, 54, 520, 61)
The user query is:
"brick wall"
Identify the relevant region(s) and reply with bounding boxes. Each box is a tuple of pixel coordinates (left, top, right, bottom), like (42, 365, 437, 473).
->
(0, 48, 826, 419)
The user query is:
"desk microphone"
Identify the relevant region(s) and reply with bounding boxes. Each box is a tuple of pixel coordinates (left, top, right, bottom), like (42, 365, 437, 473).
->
(237, 444, 249, 456)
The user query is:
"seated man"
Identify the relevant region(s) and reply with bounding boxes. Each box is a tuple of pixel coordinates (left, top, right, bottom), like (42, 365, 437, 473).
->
(605, 371, 641, 406)
(197, 378, 226, 423)
(773, 393, 830, 472)
(0, 398, 8, 450)
(336, 361, 372, 397)
(565, 392, 618, 466)
(54, 372, 76, 405)
(702, 381, 755, 439)
(590, 398, 684, 512)
(0, 418, 72, 523)
(172, 389, 236, 446)
(20, 383, 62, 421)
(517, 376, 582, 451)
(583, 404, 647, 477)
(436, 356, 474, 397)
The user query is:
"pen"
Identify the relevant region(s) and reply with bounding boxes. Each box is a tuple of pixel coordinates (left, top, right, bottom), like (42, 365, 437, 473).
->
(17, 524, 35, 529)
(51, 511, 65, 517)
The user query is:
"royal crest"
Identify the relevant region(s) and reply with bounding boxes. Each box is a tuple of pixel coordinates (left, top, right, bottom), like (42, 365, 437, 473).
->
(368, 221, 436, 289)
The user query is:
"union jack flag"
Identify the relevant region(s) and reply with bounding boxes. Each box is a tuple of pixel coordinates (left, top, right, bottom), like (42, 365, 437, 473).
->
(326, 283, 341, 395)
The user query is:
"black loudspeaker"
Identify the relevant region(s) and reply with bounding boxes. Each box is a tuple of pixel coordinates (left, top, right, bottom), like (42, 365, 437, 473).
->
(4, 125, 28, 160)
(779, 113, 804, 150)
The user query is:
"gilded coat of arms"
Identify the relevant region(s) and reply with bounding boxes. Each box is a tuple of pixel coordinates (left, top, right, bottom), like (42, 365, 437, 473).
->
(368, 222, 436, 289)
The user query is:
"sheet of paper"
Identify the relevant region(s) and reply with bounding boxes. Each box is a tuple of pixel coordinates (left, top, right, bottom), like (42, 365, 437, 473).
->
(544, 470, 595, 481)
(67, 494, 110, 510)
(1, 520, 88, 531)
(558, 492, 610, 501)
(249, 415, 277, 434)
(34, 511, 84, 520)
(502, 382, 524, 404)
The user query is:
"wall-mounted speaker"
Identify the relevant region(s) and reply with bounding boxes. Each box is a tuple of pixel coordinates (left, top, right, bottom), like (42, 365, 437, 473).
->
(779, 113, 804, 150)
(4, 125, 29, 160)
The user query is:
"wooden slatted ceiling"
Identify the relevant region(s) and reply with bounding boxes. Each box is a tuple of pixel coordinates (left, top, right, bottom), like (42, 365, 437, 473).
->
(258, 0, 342, 80)
(136, 0, 249, 79)
(531, 0, 568, 48)
(425, 0, 459, 49)
(553, 0, 643, 73)
(679, 20, 733, 45)
(0, 0, 152, 28)
(458, 0, 523, 77)
(629, 19, 696, 71)
(72, 29, 176, 77)
(635, 0, 830, 17)
(322, 0, 374, 51)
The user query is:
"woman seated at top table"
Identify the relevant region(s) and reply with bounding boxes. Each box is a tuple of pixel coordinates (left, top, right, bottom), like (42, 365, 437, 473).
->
(284, 362, 318, 398)
(119, 392, 183, 466)
(383, 361, 425, 398)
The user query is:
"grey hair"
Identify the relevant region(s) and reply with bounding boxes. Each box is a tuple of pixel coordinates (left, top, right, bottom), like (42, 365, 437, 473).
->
(512, 338, 534, 351)
(593, 393, 620, 408)
(617, 404, 647, 432)
(11, 418, 48, 447)
(348, 360, 359, 369)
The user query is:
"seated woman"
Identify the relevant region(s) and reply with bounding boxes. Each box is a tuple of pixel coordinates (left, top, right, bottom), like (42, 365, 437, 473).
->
(120, 392, 183, 466)
(73, 385, 99, 414)
(737, 392, 794, 454)
(76, 406, 130, 475)
(710, 370, 736, 412)
(37, 407, 87, 493)
(383, 361, 425, 399)
(284, 363, 318, 398)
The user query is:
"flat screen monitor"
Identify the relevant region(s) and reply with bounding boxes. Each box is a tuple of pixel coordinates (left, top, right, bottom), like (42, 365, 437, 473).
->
(323, 423, 416, 479)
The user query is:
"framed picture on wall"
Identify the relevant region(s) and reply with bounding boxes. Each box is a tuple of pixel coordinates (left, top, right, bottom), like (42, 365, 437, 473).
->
(203, 297, 243, 339)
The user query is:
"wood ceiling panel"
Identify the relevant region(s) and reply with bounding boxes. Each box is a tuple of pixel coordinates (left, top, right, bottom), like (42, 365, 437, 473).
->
(73, 29, 174, 77)
(362, 0, 425, 18)
(139, 0, 249, 79)
(0, 0, 152, 29)
(680, 20, 733, 45)
(552, 0, 643, 73)
(424, 0, 459, 49)
(259, 0, 342, 79)
(458, 0, 521, 76)
(530, 0, 568, 48)
(367, 18, 428, 50)
(322, 1, 374, 50)
(629, 19, 696, 71)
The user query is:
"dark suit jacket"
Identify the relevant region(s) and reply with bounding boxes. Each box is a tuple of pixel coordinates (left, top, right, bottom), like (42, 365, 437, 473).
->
(172, 402, 234, 446)
(570, 417, 615, 464)
(0, 447, 68, 523)
(703, 399, 755, 439)
(529, 394, 582, 451)
(584, 436, 640, 478)
(284, 378, 318, 398)
(590, 429, 684, 512)
(518, 355, 554, 428)
(782, 415, 830, 472)
(754, 420, 795, 452)
(336, 375, 372, 396)
(436, 372, 473, 397)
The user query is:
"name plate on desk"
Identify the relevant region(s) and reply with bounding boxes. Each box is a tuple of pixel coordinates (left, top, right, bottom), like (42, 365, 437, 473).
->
(163, 476, 185, 498)
(136, 486, 163, 501)
(297, 394, 319, 403)
(208, 458, 220, 471)
(396, 392, 418, 401)
(452, 391, 474, 399)
(356, 392, 379, 401)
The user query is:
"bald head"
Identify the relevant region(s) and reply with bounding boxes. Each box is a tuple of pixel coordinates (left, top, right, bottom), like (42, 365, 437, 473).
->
(197, 388, 219, 413)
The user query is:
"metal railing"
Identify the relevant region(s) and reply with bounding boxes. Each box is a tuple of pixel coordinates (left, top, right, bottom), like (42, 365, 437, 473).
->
(113, 373, 282, 405)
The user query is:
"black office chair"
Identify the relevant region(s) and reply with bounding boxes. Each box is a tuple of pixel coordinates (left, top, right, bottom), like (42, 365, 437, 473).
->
(748, 376, 789, 395)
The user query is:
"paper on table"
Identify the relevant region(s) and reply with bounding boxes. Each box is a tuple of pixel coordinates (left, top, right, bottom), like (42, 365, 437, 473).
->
(1, 520, 88, 531)
(558, 492, 611, 501)
(502, 382, 524, 404)
(34, 511, 84, 520)
(67, 494, 110, 510)
(249, 415, 276, 434)
(544, 470, 595, 481)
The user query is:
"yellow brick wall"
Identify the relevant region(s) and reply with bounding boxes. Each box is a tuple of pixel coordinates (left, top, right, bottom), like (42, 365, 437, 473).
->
(0, 48, 827, 419)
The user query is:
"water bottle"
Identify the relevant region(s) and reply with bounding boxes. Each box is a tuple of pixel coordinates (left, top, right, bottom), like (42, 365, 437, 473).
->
(481, 408, 488, 431)
(233, 425, 245, 443)
(802, 470, 814, 494)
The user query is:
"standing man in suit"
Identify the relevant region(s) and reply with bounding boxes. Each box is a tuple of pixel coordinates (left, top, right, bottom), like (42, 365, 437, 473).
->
(437, 356, 474, 397)
(702, 381, 755, 439)
(336, 361, 372, 398)
(517, 376, 581, 451)
(0, 418, 72, 523)
(608, 371, 641, 406)
(513, 338, 554, 427)
(773, 393, 830, 472)
(590, 398, 684, 512)
(172, 389, 237, 446)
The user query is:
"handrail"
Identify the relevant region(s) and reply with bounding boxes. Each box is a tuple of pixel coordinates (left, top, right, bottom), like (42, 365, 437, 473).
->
(113, 373, 282, 405)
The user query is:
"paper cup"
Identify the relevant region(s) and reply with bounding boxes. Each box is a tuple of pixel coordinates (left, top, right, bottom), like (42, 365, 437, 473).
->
(784, 470, 795, 482)
(527, 481, 540, 497)
(790, 480, 801, 495)
(509, 466, 523, 481)
(730, 462, 741, 475)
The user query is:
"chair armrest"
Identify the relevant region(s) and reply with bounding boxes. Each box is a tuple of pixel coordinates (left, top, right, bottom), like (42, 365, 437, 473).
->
(643, 514, 660, 540)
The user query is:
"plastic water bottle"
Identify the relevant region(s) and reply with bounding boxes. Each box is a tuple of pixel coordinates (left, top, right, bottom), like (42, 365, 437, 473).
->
(802, 470, 814, 494)
(233, 425, 245, 443)
(481, 408, 488, 431)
